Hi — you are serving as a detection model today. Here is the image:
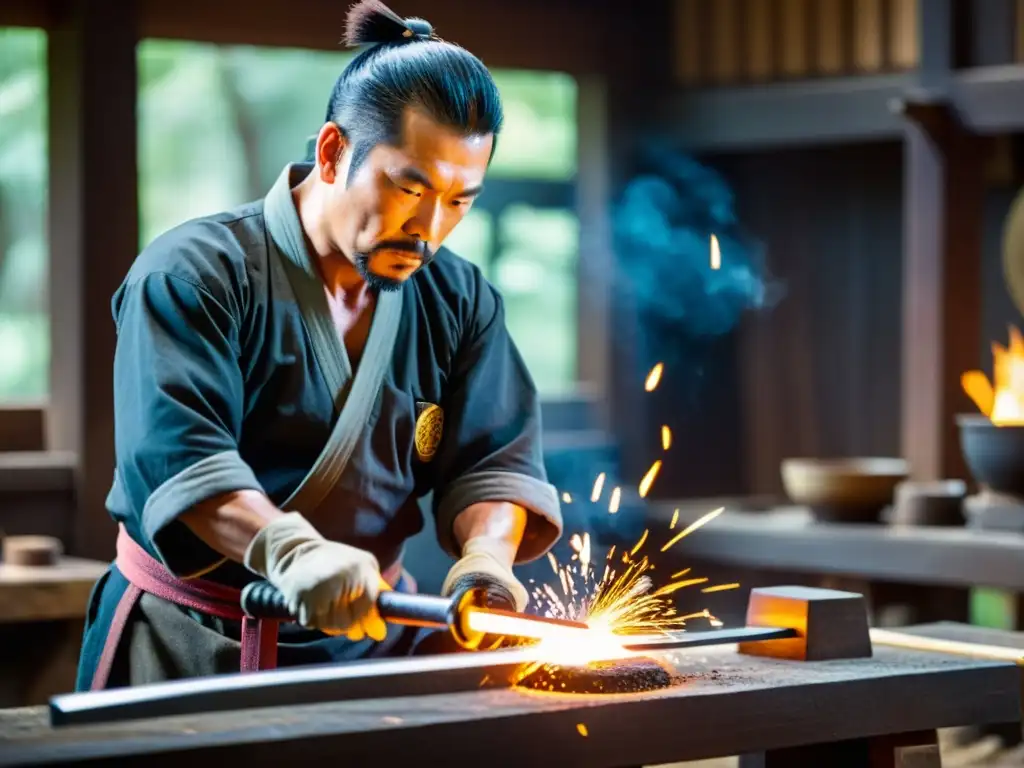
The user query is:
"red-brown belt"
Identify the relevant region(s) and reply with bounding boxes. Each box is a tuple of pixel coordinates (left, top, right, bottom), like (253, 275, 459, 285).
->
(89, 525, 404, 690)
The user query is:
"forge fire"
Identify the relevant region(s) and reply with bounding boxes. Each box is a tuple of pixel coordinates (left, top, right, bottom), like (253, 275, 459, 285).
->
(963, 325, 1024, 424)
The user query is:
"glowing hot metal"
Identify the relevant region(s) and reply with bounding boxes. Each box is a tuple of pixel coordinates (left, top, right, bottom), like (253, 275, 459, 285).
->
(463, 607, 591, 645)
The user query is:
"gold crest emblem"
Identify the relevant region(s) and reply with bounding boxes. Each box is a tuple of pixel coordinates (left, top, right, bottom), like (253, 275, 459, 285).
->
(414, 402, 444, 462)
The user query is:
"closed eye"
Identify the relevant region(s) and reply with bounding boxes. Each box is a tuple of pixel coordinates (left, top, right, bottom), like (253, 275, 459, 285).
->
(388, 176, 422, 197)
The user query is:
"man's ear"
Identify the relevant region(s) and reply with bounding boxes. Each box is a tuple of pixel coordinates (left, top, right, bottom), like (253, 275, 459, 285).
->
(315, 122, 349, 184)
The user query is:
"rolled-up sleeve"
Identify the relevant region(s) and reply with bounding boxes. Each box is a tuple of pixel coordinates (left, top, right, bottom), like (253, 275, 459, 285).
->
(112, 270, 264, 577)
(432, 282, 562, 563)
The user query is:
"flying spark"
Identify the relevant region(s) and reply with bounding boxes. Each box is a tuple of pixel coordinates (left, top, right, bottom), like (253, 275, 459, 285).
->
(562, 492, 573, 503)
(608, 487, 621, 514)
(660, 507, 725, 552)
(702, 583, 740, 593)
(514, 508, 737, 688)
(629, 529, 649, 557)
(645, 363, 664, 392)
(512, 363, 739, 688)
(710, 233, 721, 270)
(638, 460, 662, 498)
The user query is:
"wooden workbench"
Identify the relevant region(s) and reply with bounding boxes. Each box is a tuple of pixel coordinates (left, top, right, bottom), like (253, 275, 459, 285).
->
(0, 624, 1019, 767)
(0, 556, 108, 708)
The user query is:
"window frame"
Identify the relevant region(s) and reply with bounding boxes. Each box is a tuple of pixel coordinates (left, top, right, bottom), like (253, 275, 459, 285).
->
(0, 4, 614, 454)
(0, 13, 50, 453)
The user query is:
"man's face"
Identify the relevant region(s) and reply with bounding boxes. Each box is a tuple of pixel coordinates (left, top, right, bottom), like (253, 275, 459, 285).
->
(315, 109, 493, 291)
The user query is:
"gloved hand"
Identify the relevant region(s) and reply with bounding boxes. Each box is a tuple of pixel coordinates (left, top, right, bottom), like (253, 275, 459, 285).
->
(244, 512, 388, 642)
(440, 537, 528, 614)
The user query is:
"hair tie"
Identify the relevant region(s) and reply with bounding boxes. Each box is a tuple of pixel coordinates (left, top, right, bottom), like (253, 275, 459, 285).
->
(403, 17, 432, 40)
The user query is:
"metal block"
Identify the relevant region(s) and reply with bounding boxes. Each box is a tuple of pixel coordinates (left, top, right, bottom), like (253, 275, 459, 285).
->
(739, 585, 872, 661)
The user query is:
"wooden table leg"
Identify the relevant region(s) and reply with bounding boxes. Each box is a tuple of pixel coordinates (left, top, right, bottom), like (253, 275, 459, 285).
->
(740, 730, 942, 767)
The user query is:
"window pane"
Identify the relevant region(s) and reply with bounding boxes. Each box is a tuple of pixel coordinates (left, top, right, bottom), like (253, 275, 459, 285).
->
(138, 41, 355, 247)
(495, 205, 578, 395)
(442, 208, 493, 280)
(0, 28, 48, 401)
(488, 71, 576, 181)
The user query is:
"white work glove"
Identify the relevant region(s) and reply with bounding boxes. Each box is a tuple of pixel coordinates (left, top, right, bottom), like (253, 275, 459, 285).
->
(244, 512, 388, 642)
(440, 538, 528, 613)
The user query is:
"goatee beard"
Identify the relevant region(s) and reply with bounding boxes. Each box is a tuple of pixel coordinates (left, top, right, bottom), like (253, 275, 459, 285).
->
(354, 253, 405, 293)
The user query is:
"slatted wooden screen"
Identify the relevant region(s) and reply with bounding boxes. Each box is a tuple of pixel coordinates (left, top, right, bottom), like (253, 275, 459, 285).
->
(673, 0, 919, 86)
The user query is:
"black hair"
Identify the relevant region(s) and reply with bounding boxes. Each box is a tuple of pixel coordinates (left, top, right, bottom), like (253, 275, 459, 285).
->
(324, 0, 504, 174)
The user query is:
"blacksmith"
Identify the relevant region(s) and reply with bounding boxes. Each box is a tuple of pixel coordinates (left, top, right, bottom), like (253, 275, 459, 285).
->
(76, 0, 562, 689)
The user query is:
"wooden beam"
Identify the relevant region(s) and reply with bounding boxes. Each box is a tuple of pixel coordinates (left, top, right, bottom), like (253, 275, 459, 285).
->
(899, 0, 983, 484)
(47, 0, 139, 560)
(650, 64, 1024, 152)
(575, 77, 613, 429)
(651, 73, 914, 151)
(915, 0, 951, 86)
(898, 101, 983, 484)
(136, 0, 611, 75)
(0, 0, 52, 27)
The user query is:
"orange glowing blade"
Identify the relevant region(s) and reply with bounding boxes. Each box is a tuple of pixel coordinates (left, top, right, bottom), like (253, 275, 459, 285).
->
(464, 607, 591, 643)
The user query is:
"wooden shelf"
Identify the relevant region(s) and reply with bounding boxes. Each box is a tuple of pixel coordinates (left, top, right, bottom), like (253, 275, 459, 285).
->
(644, 500, 1024, 591)
(0, 556, 107, 624)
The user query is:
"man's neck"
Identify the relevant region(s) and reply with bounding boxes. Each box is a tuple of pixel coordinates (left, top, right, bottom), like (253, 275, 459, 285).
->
(291, 175, 366, 302)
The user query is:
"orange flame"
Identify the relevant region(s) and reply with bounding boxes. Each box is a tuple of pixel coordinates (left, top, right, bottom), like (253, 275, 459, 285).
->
(963, 326, 1024, 425)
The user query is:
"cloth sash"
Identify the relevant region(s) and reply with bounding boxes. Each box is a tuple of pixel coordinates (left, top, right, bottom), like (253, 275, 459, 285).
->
(91, 526, 407, 688)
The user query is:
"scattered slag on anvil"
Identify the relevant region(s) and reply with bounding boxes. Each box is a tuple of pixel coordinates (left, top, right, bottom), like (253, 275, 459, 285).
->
(510, 361, 741, 695)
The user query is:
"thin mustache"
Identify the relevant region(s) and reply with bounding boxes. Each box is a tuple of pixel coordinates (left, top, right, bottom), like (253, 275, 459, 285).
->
(373, 241, 429, 259)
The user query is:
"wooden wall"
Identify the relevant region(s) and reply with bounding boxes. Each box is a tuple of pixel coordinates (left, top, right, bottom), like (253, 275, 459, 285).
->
(649, 137, 1024, 499)
(672, 0, 919, 86)
(714, 142, 904, 495)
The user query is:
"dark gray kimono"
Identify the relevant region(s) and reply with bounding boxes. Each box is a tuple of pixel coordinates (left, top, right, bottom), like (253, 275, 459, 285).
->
(76, 163, 562, 688)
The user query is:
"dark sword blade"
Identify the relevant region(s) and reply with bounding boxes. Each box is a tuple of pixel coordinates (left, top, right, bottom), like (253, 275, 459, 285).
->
(49, 647, 546, 728)
(621, 625, 799, 652)
(49, 626, 798, 728)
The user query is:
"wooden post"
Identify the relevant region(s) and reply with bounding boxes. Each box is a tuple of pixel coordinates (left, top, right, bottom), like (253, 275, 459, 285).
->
(47, 0, 139, 560)
(898, 0, 984, 483)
